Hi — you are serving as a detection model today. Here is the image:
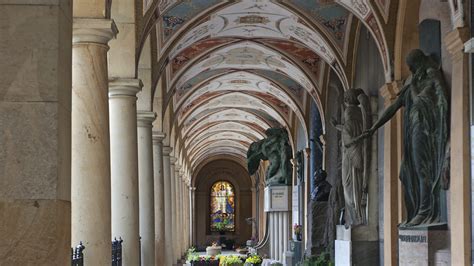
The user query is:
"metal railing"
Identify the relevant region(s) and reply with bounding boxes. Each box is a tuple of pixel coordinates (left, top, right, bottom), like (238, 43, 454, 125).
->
(112, 237, 123, 266)
(71, 242, 85, 266)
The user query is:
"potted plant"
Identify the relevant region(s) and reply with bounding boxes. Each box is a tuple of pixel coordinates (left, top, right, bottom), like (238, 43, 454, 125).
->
(206, 242, 222, 256)
(293, 224, 302, 241)
(220, 255, 244, 266)
(244, 254, 262, 266)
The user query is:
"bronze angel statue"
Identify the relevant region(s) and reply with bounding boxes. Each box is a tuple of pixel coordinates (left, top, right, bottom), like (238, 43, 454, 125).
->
(353, 49, 450, 227)
(331, 88, 372, 226)
(247, 128, 293, 186)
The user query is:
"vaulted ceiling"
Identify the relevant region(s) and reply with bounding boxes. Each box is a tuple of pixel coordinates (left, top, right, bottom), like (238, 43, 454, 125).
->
(137, 0, 394, 171)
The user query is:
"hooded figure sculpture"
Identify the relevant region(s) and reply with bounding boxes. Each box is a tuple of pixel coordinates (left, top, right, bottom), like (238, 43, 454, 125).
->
(354, 49, 450, 227)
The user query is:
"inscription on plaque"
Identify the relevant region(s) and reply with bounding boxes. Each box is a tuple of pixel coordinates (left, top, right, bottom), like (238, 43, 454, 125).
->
(399, 235, 427, 243)
(264, 186, 290, 212)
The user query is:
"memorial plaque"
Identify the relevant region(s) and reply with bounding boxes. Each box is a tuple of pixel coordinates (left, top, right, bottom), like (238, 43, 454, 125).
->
(398, 227, 450, 265)
(264, 186, 290, 212)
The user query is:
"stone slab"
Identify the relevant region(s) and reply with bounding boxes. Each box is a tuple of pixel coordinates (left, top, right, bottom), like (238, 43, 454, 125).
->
(264, 186, 290, 212)
(335, 240, 351, 266)
(398, 226, 450, 266)
(0, 199, 71, 265)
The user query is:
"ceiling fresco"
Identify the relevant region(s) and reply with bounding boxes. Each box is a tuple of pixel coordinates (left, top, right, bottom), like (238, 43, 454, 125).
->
(161, 0, 220, 42)
(287, 0, 351, 50)
(181, 92, 288, 130)
(175, 71, 303, 123)
(173, 42, 320, 106)
(167, 0, 338, 65)
(182, 108, 273, 138)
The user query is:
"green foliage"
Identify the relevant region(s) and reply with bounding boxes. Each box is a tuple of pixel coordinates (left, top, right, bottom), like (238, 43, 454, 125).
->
(299, 252, 334, 266)
(220, 255, 244, 266)
(186, 247, 199, 262)
(245, 254, 262, 264)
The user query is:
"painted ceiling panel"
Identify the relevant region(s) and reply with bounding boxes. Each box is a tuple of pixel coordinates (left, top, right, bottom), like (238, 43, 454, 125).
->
(288, 0, 350, 49)
(181, 92, 287, 130)
(174, 42, 320, 105)
(175, 71, 303, 123)
(184, 122, 264, 147)
(161, 0, 220, 42)
(182, 108, 272, 139)
(168, 0, 338, 65)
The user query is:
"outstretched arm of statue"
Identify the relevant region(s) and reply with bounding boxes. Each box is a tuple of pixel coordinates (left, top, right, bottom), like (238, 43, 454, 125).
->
(346, 92, 404, 147)
(330, 117, 343, 132)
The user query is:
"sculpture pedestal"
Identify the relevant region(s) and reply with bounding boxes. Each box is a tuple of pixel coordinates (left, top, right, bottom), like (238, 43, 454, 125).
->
(398, 224, 450, 265)
(335, 225, 352, 266)
(335, 225, 379, 266)
(309, 201, 329, 255)
(264, 186, 291, 262)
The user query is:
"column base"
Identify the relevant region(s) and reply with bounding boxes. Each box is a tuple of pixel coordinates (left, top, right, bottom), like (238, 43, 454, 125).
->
(0, 199, 71, 264)
(398, 224, 450, 265)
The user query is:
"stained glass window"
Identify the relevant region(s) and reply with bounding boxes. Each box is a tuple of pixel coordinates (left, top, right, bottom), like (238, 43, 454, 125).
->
(210, 181, 235, 232)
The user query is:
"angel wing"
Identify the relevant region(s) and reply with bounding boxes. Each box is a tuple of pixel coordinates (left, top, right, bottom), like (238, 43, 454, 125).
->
(247, 140, 264, 175)
(357, 90, 372, 195)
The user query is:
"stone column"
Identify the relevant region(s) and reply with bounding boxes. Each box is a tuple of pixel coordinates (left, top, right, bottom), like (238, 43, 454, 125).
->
(181, 171, 186, 255)
(163, 147, 174, 265)
(152, 132, 166, 265)
(109, 79, 142, 265)
(379, 81, 403, 266)
(137, 111, 156, 266)
(0, 2, 72, 264)
(71, 19, 117, 265)
(169, 158, 178, 262)
(191, 187, 197, 245)
(446, 27, 471, 266)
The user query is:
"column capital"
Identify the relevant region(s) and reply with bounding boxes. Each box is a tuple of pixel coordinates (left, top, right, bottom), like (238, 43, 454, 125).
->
(109, 78, 143, 98)
(163, 146, 173, 156)
(152, 131, 166, 144)
(137, 111, 156, 128)
(379, 81, 403, 103)
(73, 19, 118, 45)
(445, 27, 469, 56)
(170, 156, 177, 165)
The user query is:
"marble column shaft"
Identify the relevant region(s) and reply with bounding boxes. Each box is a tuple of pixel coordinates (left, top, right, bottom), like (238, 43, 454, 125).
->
(380, 82, 402, 266)
(71, 18, 117, 265)
(446, 27, 471, 266)
(170, 158, 178, 262)
(0, 2, 72, 264)
(152, 132, 166, 265)
(162, 147, 173, 265)
(109, 79, 142, 266)
(137, 111, 156, 266)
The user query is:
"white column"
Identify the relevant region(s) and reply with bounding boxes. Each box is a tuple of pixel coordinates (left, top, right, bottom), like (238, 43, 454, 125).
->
(162, 147, 173, 265)
(190, 186, 195, 245)
(109, 79, 142, 265)
(180, 174, 186, 255)
(169, 158, 178, 262)
(72, 19, 117, 265)
(137, 111, 156, 266)
(152, 132, 166, 265)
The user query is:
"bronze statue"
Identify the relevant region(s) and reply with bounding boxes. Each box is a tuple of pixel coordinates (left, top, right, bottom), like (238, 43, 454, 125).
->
(355, 49, 450, 227)
(247, 128, 293, 186)
(311, 168, 332, 202)
(331, 88, 371, 226)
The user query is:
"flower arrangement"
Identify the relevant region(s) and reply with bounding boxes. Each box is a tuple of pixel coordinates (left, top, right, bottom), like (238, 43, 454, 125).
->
(245, 254, 263, 265)
(220, 255, 244, 266)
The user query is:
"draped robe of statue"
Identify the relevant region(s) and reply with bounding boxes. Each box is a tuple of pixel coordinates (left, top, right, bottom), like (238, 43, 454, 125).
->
(355, 49, 450, 227)
(333, 88, 371, 226)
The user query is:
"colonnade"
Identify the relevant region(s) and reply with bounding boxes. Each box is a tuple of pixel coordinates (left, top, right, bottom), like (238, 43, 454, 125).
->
(70, 18, 192, 265)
